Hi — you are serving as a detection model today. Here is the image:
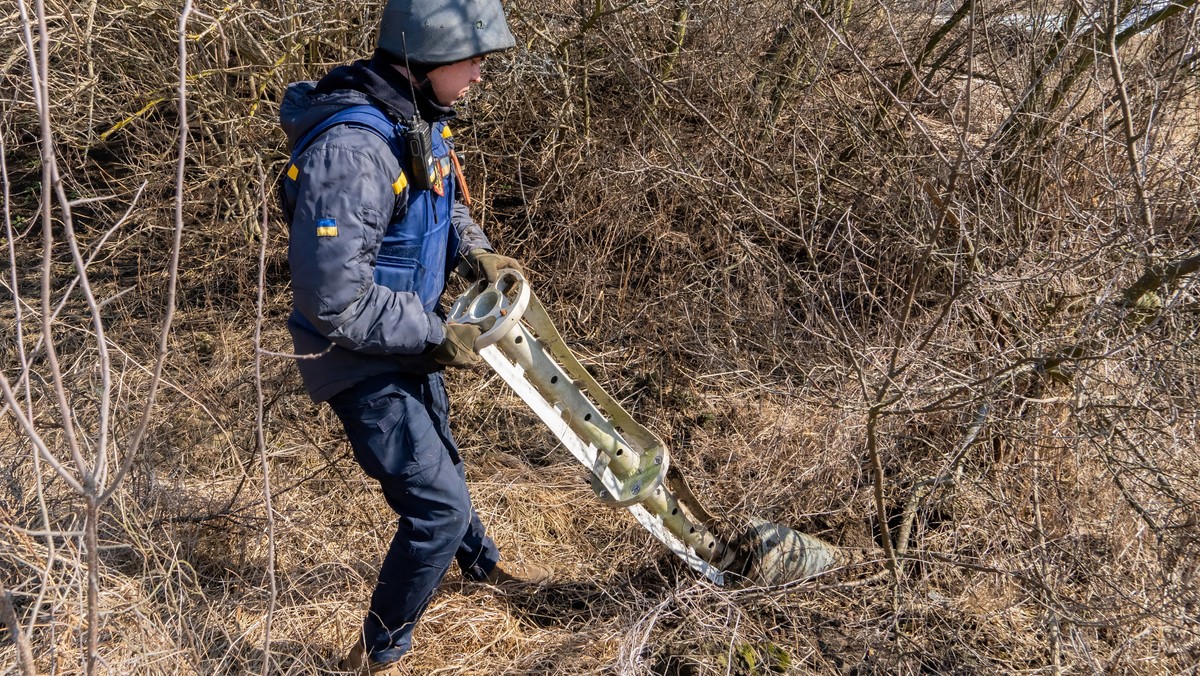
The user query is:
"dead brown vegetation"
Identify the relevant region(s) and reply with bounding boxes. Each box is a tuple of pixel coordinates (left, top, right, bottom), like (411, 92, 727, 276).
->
(2, 0, 1199, 673)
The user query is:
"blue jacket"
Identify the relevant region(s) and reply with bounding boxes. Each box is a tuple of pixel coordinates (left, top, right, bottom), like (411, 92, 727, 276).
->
(279, 63, 491, 402)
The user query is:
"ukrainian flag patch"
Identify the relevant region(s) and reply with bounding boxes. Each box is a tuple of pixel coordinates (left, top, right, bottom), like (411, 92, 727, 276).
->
(316, 218, 337, 237)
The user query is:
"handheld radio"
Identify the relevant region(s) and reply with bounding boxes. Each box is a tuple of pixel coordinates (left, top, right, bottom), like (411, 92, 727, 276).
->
(401, 35, 436, 192)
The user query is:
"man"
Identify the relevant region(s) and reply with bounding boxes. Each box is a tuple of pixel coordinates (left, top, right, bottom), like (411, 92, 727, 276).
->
(278, 0, 550, 672)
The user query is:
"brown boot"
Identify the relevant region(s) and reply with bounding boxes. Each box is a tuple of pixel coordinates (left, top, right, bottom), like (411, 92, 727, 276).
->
(337, 637, 410, 675)
(482, 560, 554, 586)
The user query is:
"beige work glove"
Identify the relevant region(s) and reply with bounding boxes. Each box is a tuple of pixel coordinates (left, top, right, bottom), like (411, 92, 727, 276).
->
(464, 248, 523, 284)
(431, 322, 482, 368)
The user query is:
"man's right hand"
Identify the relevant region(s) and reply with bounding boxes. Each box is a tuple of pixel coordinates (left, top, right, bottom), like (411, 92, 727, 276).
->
(465, 248, 523, 284)
(431, 322, 482, 368)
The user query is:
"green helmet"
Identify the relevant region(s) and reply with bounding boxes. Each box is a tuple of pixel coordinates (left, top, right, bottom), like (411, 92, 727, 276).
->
(378, 0, 516, 65)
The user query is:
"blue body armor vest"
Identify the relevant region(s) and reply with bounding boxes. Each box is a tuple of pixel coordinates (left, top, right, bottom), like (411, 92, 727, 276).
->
(284, 105, 460, 313)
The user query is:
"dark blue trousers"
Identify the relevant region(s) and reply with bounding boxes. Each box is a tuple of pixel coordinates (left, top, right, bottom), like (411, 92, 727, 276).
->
(329, 372, 500, 663)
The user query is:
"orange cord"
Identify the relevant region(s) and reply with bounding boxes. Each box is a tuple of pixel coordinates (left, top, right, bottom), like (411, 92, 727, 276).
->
(448, 150, 472, 206)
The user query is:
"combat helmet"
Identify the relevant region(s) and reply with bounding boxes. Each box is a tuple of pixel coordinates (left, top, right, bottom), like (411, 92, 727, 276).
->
(378, 0, 516, 66)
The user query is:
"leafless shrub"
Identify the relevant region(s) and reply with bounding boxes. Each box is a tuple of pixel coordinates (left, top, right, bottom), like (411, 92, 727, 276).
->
(2, 0, 1197, 673)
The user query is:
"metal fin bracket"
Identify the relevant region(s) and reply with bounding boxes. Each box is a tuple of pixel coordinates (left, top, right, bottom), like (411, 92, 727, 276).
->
(449, 270, 840, 587)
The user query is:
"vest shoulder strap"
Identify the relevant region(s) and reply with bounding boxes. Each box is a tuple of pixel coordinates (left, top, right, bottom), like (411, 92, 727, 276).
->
(289, 104, 405, 163)
(282, 105, 409, 223)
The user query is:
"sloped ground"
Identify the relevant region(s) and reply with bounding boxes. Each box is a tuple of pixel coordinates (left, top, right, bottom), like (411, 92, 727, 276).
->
(2, 0, 1199, 673)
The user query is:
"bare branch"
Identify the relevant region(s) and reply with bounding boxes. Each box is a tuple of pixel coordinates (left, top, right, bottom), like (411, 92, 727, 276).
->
(0, 584, 35, 676)
(98, 0, 195, 506)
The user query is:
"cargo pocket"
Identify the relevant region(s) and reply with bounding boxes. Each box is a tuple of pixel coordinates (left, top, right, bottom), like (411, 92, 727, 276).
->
(334, 391, 439, 486)
(427, 376, 462, 466)
(374, 255, 421, 294)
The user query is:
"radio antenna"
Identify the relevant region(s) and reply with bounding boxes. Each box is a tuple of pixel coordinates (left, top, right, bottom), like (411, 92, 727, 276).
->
(398, 32, 436, 194)
(401, 33, 421, 109)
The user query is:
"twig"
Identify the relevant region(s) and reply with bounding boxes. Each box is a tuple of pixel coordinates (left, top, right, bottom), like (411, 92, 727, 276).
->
(1031, 436, 1062, 675)
(0, 181, 147, 410)
(0, 84, 60, 648)
(1106, 0, 1154, 235)
(98, 0, 194, 505)
(85, 493, 100, 673)
(996, 0, 1197, 146)
(1, 120, 32, 418)
(0, 584, 36, 676)
(864, 406, 898, 577)
(660, 1, 688, 81)
(894, 402, 990, 557)
(892, 0, 971, 99)
(27, 0, 88, 487)
(253, 158, 277, 676)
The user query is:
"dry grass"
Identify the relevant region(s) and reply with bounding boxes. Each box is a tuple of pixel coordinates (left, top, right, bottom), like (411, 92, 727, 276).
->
(2, 0, 1199, 673)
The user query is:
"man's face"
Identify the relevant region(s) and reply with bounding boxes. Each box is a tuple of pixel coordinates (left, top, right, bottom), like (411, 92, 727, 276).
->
(427, 56, 484, 106)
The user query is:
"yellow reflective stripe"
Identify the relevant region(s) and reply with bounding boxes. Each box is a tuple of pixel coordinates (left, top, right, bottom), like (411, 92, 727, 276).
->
(393, 172, 408, 194)
(316, 226, 338, 237)
(441, 125, 452, 139)
(287, 164, 299, 180)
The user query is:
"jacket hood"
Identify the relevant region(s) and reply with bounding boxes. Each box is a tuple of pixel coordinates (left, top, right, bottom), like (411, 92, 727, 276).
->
(279, 83, 375, 151)
(280, 54, 455, 151)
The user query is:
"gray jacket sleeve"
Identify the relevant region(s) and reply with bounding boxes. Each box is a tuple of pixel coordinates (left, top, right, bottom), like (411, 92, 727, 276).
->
(287, 129, 445, 355)
(452, 200, 492, 256)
